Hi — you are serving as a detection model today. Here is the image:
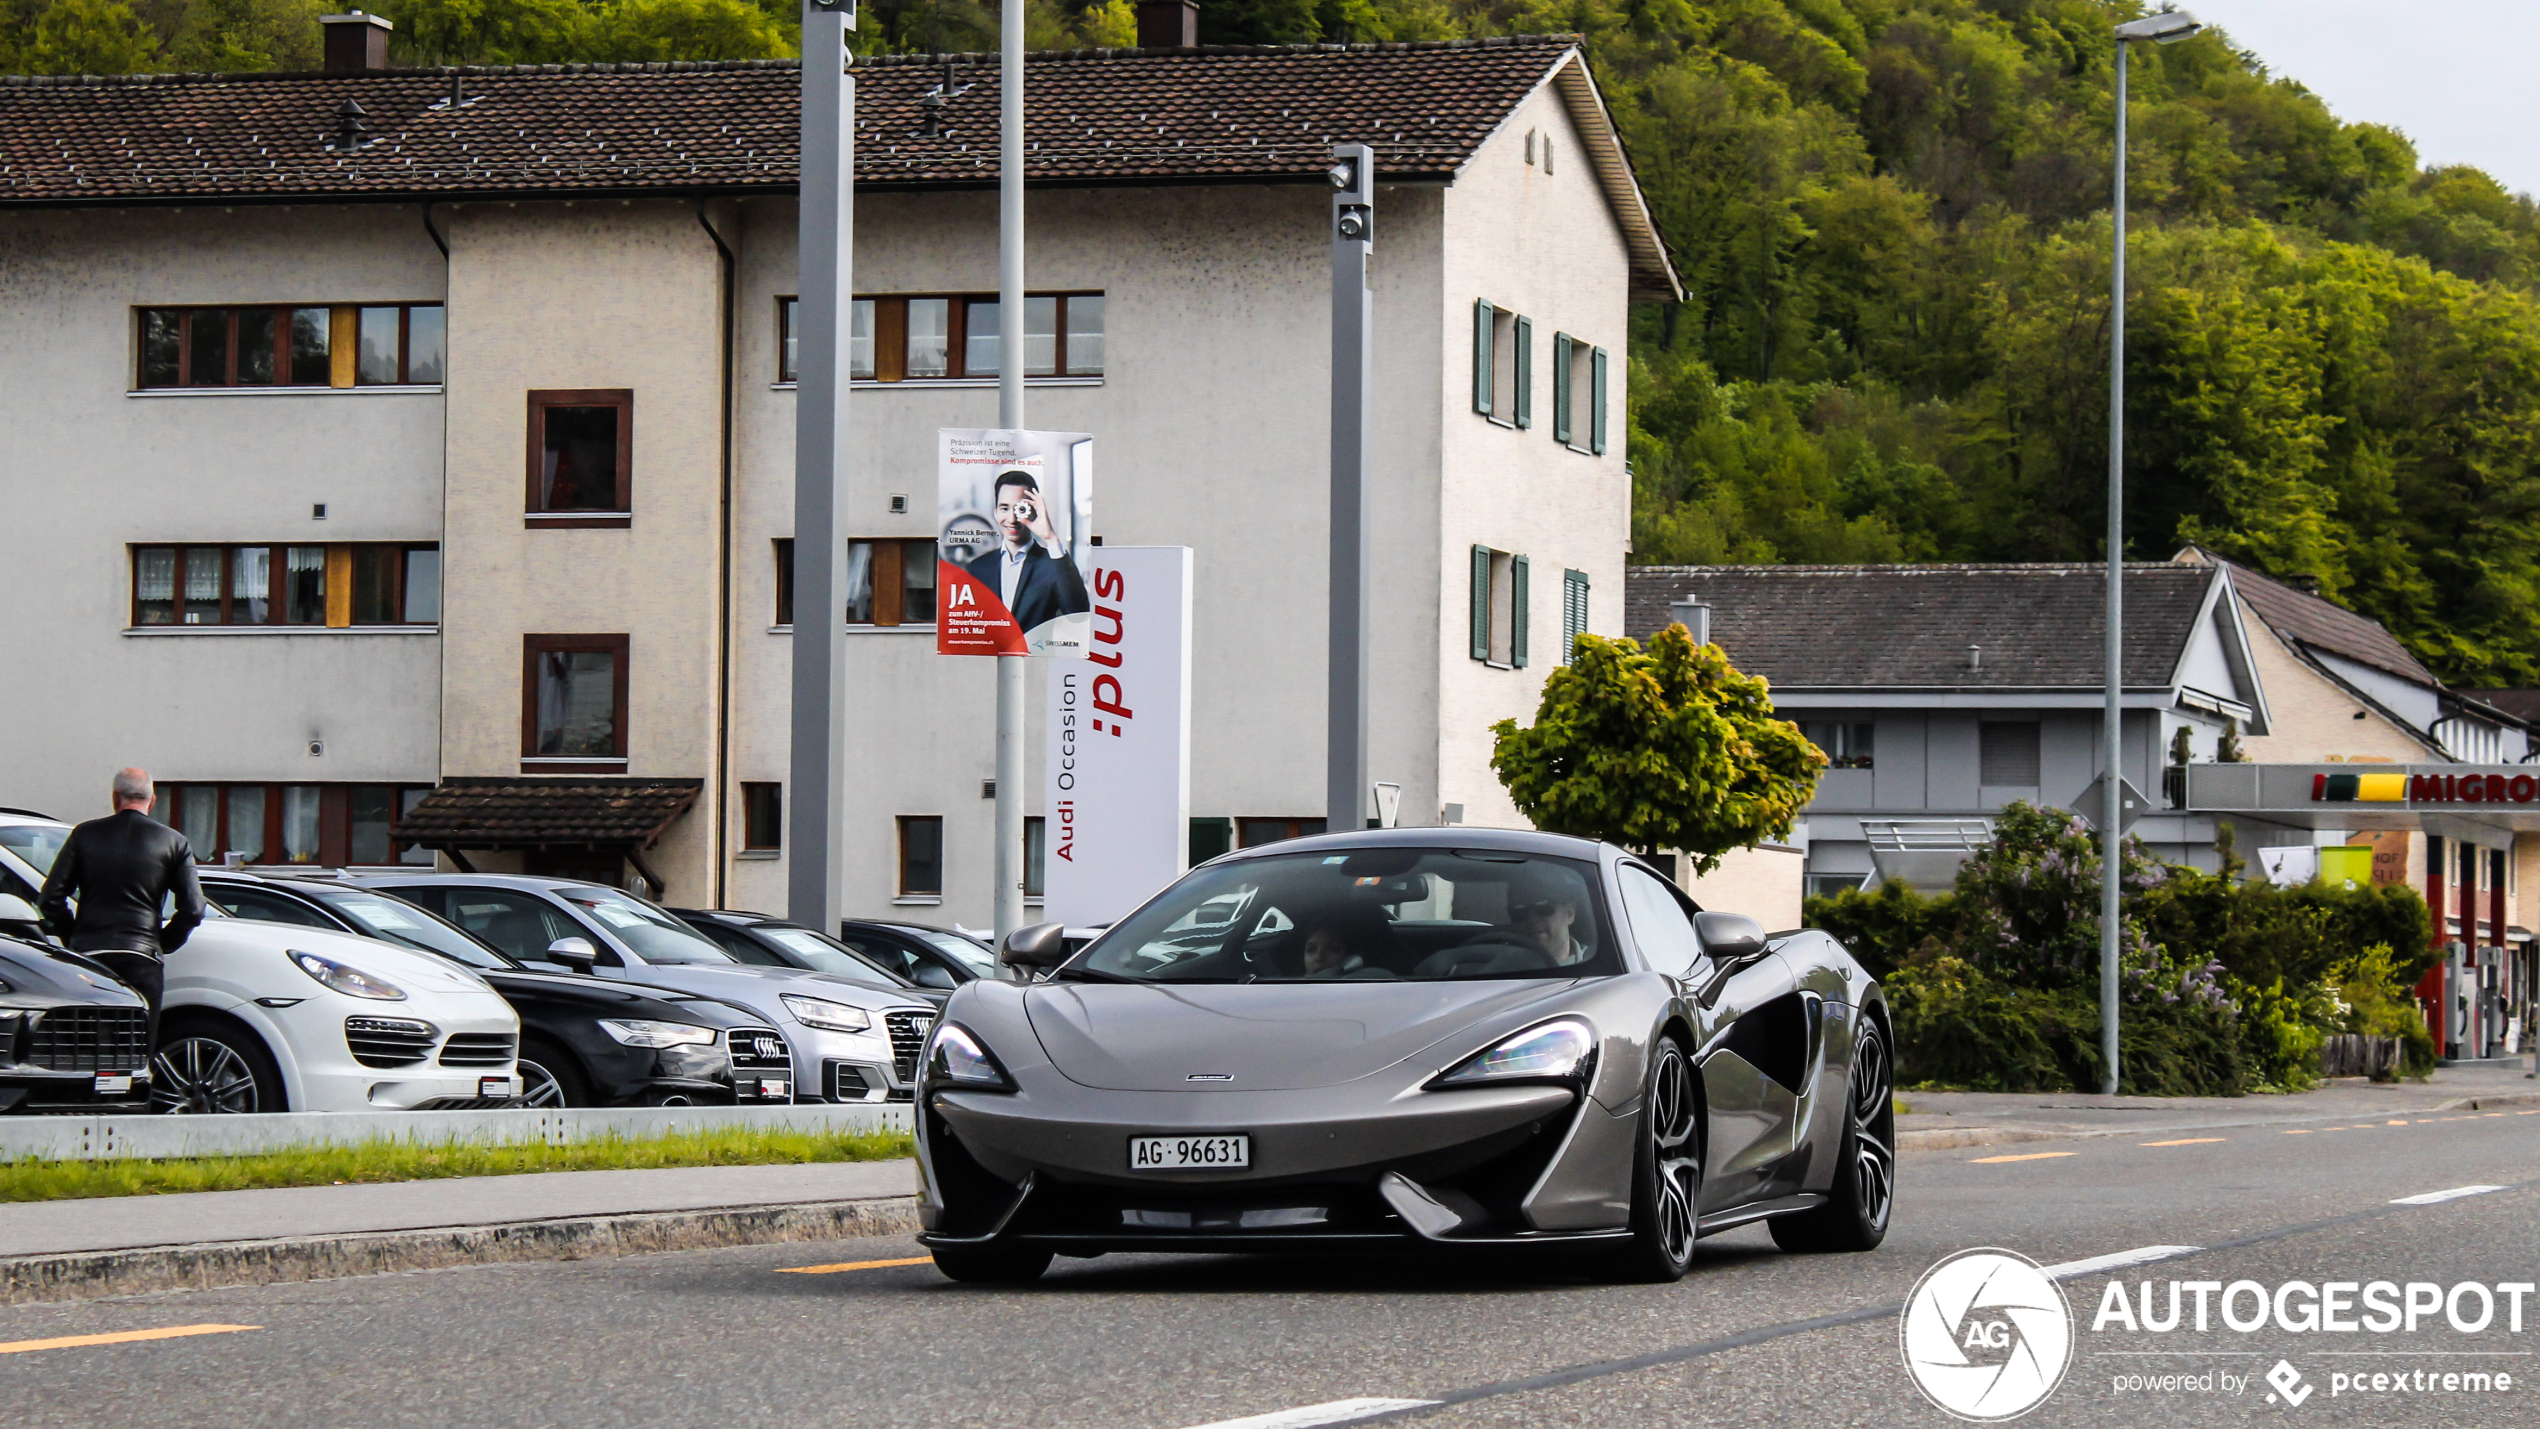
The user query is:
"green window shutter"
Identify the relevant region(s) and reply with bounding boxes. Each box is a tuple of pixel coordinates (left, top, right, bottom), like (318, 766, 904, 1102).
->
(1473, 300, 1494, 416)
(1563, 568, 1588, 664)
(1511, 554, 1530, 668)
(1513, 315, 1533, 429)
(1591, 346, 1609, 455)
(1469, 545, 1491, 661)
(1552, 334, 1572, 445)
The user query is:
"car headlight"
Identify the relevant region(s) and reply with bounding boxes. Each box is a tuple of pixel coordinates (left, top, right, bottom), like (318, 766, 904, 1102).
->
(290, 950, 407, 1001)
(597, 1018, 719, 1049)
(1432, 1017, 1597, 1087)
(923, 1022, 1013, 1091)
(779, 994, 871, 1033)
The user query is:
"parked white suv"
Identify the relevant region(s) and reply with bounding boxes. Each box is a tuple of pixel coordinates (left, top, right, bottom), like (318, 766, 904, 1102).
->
(0, 811, 520, 1112)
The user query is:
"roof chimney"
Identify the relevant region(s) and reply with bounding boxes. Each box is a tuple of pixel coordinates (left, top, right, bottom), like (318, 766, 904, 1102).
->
(1136, 0, 1196, 48)
(320, 10, 393, 72)
(1669, 594, 1711, 649)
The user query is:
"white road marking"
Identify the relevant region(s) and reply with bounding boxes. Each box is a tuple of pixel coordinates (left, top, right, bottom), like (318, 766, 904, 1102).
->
(1180, 1398, 1439, 1429)
(2041, 1245, 2202, 1279)
(2392, 1185, 2506, 1205)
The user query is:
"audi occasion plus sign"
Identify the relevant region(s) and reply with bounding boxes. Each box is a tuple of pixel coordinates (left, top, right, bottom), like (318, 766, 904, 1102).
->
(914, 828, 1894, 1284)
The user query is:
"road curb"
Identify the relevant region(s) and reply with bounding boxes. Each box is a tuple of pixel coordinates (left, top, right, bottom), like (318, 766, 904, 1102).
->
(0, 1195, 922, 1306)
(1897, 1088, 2540, 1152)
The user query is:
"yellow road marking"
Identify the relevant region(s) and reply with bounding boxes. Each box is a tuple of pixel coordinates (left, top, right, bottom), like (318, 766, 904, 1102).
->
(2284, 1129, 2313, 1134)
(0, 1325, 259, 1356)
(1970, 1152, 2077, 1164)
(2142, 1138, 2227, 1147)
(2391, 1120, 2414, 1126)
(776, 1256, 935, 1275)
(2486, 1113, 2507, 1118)
(2521, 1111, 2540, 1116)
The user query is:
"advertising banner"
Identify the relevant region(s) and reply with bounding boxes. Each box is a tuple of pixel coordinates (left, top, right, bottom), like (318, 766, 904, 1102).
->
(1043, 546, 1194, 926)
(937, 428, 1094, 657)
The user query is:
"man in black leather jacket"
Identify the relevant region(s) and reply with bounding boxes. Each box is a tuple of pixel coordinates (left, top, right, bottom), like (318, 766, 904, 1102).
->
(39, 768, 205, 1046)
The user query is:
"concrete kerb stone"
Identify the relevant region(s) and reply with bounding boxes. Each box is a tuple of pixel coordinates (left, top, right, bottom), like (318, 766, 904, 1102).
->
(0, 1102, 914, 1162)
(0, 1195, 925, 1306)
(1895, 1089, 2540, 1153)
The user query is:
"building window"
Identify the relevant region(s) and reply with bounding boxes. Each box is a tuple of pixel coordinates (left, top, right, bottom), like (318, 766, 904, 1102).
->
(1189, 817, 1234, 865)
(155, 782, 432, 866)
(779, 292, 1103, 383)
(773, 538, 938, 626)
(1804, 872, 1865, 901)
(1560, 568, 1589, 665)
(521, 634, 629, 769)
(1469, 546, 1529, 668)
(1553, 334, 1608, 454)
(1238, 817, 1327, 848)
(1803, 722, 1875, 770)
(526, 390, 633, 526)
(897, 815, 944, 896)
(129, 543, 436, 628)
(1979, 721, 2041, 787)
(741, 783, 782, 851)
(136, 303, 443, 390)
(1472, 300, 1532, 428)
(1024, 815, 1046, 898)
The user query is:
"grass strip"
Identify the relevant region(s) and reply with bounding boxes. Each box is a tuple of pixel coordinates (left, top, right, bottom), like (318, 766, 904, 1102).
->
(0, 1125, 915, 1203)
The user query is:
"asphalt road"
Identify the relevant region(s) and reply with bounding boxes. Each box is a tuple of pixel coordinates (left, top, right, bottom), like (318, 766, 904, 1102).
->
(6, 1108, 2539, 1428)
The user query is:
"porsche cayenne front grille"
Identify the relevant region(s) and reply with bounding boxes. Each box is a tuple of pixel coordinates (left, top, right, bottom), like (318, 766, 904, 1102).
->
(345, 1016, 439, 1068)
(883, 1011, 933, 1082)
(438, 1032, 518, 1067)
(727, 1027, 791, 1074)
(26, 1008, 150, 1073)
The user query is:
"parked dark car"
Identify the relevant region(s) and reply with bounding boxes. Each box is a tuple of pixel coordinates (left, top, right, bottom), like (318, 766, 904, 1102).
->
(837, 918, 1001, 991)
(201, 873, 794, 1107)
(673, 908, 948, 1009)
(0, 930, 153, 1114)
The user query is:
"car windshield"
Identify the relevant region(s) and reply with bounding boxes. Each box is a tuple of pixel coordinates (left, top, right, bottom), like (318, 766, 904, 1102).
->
(562, 888, 736, 964)
(1078, 847, 1616, 983)
(760, 927, 908, 989)
(0, 822, 69, 876)
(315, 889, 519, 970)
(904, 926, 997, 977)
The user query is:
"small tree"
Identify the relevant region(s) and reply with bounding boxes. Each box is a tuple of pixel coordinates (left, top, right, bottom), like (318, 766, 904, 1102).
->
(1489, 624, 1824, 873)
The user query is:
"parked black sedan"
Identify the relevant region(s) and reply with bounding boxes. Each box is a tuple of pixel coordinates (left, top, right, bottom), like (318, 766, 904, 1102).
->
(202, 873, 794, 1107)
(673, 908, 949, 1009)
(0, 931, 154, 1114)
(839, 919, 1000, 992)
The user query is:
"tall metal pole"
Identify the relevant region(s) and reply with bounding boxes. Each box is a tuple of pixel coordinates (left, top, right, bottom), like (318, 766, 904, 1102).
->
(788, 0, 854, 932)
(1327, 144, 1374, 834)
(2101, 38, 2127, 1098)
(991, 0, 1027, 940)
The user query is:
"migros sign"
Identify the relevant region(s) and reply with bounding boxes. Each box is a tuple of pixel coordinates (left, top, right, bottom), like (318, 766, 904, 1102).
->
(2313, 770, 2540, 806)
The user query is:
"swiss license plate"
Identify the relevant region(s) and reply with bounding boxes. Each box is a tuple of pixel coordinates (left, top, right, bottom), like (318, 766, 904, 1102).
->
(750, 1078, 791, 1101)
(95, 1074, 132, 1095)
(1129, 1134, 1250, 1171)
(480, 1077, 513, 1098)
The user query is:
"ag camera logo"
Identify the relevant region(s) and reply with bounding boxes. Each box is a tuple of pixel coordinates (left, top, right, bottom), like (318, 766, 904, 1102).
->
(1901, 1249, 2074, 1421)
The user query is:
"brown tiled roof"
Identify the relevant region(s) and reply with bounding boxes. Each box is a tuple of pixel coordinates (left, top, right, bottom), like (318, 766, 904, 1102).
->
(395, 776, 701, 848)
(1623, 564, 2218, 690)
(2196, 553, 2440, 686)
(2465, 689, 2540, 723)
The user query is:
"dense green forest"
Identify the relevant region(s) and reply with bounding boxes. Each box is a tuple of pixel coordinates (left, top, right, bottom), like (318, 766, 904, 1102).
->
(10, 0, 2540, 684)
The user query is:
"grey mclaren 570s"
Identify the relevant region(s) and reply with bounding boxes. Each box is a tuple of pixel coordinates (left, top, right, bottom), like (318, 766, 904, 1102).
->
(914, 828, 1893, 1284)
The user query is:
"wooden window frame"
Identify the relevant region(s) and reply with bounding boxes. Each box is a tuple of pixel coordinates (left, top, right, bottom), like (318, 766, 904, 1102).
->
(778, 291, 1104, 384)
(160, 781, 433, 867)
(129, 543, 437, 628)
(774, 538, 938, 628)
(897, 814, 945, 896)
(525, 389, 635, 528)
(740, 782, 783, 851)
(1235, 817, 1329, 849)
(520, 633, 631, 772)
(135, 303, 443, 390)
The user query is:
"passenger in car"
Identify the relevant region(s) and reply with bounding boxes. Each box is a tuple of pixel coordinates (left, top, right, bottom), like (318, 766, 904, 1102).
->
(1507, 875, 1593, 967)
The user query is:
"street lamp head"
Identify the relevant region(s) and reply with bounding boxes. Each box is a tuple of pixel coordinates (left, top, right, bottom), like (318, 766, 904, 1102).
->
(2114, 9, 2201, 43)
(1326, 159, 1357, 190)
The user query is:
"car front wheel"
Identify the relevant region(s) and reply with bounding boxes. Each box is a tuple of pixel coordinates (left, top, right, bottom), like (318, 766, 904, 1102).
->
(1771, 1014, 1894, 1253)
(152, 1019, 285, 1114)
(516, 1038, 589, 1108)
(1603, 1037, 1703, 1283)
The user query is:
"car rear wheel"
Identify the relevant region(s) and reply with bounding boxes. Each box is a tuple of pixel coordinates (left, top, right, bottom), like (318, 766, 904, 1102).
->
(1770, 1014, 1894, 1253)
(930, 1245, 1053, 1284)
(152, 1019, 285, 1115)
(516, 1038, 589, 1108)
(1603, 1037, 1702, 1283)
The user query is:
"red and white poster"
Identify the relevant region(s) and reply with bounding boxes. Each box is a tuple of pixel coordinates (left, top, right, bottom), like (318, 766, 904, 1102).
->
(1044, 547, 1194, 926)
(936, 428, 1094, 657)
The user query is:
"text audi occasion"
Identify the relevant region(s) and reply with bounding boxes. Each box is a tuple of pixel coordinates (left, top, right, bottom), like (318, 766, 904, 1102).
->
(912, 828, 1894, 1282)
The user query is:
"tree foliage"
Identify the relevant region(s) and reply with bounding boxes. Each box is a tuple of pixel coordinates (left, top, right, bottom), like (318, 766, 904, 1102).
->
(1490, 623, 1823, 869)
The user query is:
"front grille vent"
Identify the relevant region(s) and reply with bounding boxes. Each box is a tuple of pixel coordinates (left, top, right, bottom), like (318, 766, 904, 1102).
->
(438, 1031, 518, 1067)
(27, 1008, 150, 1073)
(345, 1016, 438, 1068)
(727, 1027, 791, 1073)
(884, 1010, 933, 1082)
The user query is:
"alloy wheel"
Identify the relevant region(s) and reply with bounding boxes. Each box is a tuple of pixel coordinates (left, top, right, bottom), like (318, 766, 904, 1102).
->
(518, 1059, 565, 1108)
(151, 1038, 262, 1115)
(1648, 1044, 1702, 1266)
(1849, 1023, 1895, 1230)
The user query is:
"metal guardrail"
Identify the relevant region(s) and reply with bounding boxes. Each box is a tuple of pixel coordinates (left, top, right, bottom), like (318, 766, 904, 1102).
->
(0, 1102, 913, 1162)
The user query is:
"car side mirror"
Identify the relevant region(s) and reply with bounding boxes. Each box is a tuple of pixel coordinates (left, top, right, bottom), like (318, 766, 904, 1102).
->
(0, 894, 39, 925)
(999, 921, 1070, 971)
(1694, 912, 1768, 965)
(913, 963, 959, 989)
(545, 936, 599, 973)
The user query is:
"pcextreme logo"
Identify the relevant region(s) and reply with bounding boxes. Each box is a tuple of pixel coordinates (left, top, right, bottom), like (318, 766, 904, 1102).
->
(1900, 1249, 2075, 1422)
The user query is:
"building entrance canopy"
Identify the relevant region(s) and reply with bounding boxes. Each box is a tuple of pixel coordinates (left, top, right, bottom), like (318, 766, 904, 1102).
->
(2185, 764, 2540, 844)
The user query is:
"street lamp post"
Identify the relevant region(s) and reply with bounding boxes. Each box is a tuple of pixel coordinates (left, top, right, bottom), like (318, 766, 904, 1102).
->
(2104, 7, 2201, 1096)
(1327, 144, 1373, 835)
(990, 0, 1027, 943)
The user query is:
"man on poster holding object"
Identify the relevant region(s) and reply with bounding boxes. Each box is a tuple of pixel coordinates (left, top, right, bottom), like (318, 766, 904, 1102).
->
(937, 428, 1093, 657)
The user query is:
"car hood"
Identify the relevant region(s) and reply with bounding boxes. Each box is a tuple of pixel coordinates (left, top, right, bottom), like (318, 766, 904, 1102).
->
(0, 938, 147, 1008)
(1021, 978, 1592, 1091)
(181, 920, 499, 995)
(614, 962, 932, 1014)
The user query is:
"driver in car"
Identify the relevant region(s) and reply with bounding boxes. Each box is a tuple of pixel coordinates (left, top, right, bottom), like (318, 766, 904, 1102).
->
(1508, 876, 1593, 967)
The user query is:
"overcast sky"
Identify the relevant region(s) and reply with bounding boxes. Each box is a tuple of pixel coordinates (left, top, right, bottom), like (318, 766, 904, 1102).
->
(2181, 0, 2539, 197)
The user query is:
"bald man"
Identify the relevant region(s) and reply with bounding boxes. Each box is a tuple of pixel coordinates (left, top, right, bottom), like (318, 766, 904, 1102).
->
(39, 768, 205, 1047)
